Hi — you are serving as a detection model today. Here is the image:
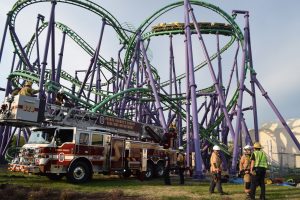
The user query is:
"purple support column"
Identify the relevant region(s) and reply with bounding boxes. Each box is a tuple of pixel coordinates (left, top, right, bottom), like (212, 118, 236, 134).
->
(9, 28, 33, 71)
(78, 18, 106, 100)
(5, 52, 17, 97)
(254, 77, 300, 150)
(232, 17, 249, 173)
(225, 42, 240, 99)
(178, 80, 183, 147)
(51, 10, 56, 89)
(168, 34, 175, 123)
(0, 14, 9, 62)
(184, 0, 203, 178)
(246, 17, 259, 142)
(187, 2, 236, 140)
(55, 31, 66, 84)
(95, 64, 100, 104)
(35, 14, 45, 74)
(241, 116, 253, 145)
(24, 127, 31, 143)
(140, 41, 167, 131)
(39, 1, 56, 99)
(119, 33, 141, 117)
(2, 127, 17, 157)
(0, 126, 10, 155)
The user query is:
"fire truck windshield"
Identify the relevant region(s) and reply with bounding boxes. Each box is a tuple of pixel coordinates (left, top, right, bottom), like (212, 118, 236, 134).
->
(28, 129, 56, 144)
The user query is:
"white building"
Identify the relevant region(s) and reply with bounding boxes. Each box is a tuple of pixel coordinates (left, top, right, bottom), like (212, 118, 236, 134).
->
(248, 118, 300, 169)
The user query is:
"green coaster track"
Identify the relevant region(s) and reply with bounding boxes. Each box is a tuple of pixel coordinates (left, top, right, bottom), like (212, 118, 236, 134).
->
(4, 0, 250, 156)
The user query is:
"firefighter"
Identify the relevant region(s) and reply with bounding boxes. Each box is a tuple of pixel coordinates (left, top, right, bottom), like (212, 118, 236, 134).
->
(18, 81, 39, 96)
(250, 142, 268, 200)
(239, 145, 252, 197)
(11, 87, 21, 97)
(163, 149, 171, 185)
(209, 145, 226, 195)
(54, 88, 69, 106)
(177, 146, 185, 184)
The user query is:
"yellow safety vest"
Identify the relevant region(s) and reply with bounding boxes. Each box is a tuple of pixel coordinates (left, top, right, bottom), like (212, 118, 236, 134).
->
(252, 150, 268, 169)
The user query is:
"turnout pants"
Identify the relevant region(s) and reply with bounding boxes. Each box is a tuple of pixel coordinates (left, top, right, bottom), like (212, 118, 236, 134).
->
(178, 167, 185, 184)
(209, 172, 223, 193)
(164, 167, 171, 185)
(250, 167, 266, 200)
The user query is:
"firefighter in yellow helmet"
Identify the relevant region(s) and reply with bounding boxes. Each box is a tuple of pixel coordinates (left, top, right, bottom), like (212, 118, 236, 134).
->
(239, 145, 252, 197)
(18, 81, 39, 96)
(249, 142, 268, 200)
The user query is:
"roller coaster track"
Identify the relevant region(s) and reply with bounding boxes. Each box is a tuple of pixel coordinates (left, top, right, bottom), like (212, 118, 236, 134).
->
(7, 0, 129, 70)
(25, 21, 117, 78)
(4, 0, 249, 155)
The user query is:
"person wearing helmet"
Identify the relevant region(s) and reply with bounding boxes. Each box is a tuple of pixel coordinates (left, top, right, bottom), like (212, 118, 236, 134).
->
(249, 142, 268, 200)
(209, 145, 226, 195)
(239, 145, 252, 197)
(18, 81, 39, 96)
(177, 146, 185, 184)
(55, 88, 73, 107)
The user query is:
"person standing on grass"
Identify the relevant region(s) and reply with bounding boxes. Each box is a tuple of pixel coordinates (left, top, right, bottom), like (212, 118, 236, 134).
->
(239, 145, 252, 197)
(177, 146, 185, 185)
(164, 150, 171, 185)
(209, 145, 227, 195)
(250, 142, 268, 200)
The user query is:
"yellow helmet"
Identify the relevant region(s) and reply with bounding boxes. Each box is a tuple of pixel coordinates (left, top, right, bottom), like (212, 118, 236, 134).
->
(253, 142, 262, 149)
(25, 81, 33, 86)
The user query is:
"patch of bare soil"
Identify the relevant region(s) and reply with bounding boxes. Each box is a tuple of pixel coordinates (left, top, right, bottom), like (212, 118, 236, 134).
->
(0, 184, 146, 200)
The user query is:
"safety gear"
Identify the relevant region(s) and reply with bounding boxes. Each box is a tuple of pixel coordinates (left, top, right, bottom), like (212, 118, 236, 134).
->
(25, 81, 33, 87)
(210, 151, 222, 173)
(253, 150, 268, 169)
(177, 152, 185, 168)
(58, 88, 64, 93)
(213, 145, 221, 151)
(243, 145, 252, 150)
(178, 146, 184, 151)
(253, 142, 262, 149)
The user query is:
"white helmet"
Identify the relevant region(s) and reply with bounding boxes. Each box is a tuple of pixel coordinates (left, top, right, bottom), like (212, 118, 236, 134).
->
(178, 146, 184, 150)
(58, 88, 64, 93)
(243, 145, 252, 150)
(213, 145, 221, 151)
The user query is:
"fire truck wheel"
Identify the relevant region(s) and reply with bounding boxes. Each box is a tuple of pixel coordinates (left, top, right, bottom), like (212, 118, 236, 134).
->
(122, 168, 131, 178)
(155, 162, 164, 177)
(67, 161, 91, 183)
(46, 173, 64, 180)
(145, 162, 154, 179)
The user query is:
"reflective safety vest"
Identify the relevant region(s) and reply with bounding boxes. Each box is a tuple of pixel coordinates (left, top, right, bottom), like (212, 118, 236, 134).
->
(252, 150, 268, 169)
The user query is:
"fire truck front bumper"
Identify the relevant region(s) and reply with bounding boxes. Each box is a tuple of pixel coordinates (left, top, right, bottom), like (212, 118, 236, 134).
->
(8, 163, 41, 174)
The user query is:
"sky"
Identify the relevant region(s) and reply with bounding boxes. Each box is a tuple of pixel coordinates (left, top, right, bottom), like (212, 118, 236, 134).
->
(0, 0, 300, 129)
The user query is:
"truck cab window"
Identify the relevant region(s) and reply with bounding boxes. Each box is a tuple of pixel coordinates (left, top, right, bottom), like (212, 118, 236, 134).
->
(55, 129, 74, 146)
(28, 128, 55, 144)
(79, 133, 89, 145)
(91, 134, 103, 146)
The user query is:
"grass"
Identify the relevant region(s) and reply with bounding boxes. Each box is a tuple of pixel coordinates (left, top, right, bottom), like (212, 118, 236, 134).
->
(0, 171, 300, 200)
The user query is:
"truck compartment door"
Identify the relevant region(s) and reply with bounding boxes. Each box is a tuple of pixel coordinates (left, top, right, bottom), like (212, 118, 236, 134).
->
(110, 137, 125, 170)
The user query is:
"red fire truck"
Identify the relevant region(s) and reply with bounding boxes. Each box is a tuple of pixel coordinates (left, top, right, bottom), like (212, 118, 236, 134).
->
(2, 96, 177, 183)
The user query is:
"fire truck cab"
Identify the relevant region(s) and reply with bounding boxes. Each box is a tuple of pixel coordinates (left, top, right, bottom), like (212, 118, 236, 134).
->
(9, 126, 176, 183)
